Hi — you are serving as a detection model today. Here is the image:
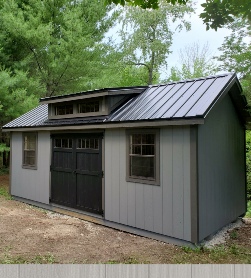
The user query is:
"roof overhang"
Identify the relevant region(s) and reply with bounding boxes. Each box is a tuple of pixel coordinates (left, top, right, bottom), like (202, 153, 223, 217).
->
(40, 87, 147, 105)
(2, 118, 205, 132)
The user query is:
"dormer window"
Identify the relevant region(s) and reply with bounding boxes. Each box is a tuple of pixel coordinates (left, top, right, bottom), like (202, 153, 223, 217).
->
(55, 104, 73, 115)
(78, 99, 99, 113)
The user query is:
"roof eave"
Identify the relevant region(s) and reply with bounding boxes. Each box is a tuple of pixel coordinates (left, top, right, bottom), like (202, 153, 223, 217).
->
(2, 117, 205, 132)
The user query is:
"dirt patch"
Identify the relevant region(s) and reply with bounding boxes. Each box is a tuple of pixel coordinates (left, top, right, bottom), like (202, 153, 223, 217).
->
(0, 174, 251, 264)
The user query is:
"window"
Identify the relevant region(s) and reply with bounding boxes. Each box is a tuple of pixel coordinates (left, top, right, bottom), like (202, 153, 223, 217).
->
(54, 138, 72, 149)
(23, 133, 37, 169)
(55, 104, 73, 115)
(78, 100, 99, 114)
(77, 138, 99, 150)
(127, 130, 160, 185)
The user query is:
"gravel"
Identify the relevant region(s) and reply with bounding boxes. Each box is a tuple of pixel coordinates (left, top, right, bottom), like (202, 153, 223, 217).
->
(202, 218, 244, 248)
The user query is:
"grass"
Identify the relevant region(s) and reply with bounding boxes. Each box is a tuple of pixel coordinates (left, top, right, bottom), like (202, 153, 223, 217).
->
(0, 187, 12, 200)
(0, 253, 56, 264)
(174, 244, 251, 264)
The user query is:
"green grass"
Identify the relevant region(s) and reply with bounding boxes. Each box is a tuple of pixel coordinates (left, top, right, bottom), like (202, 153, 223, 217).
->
(0, 187, 12, 200)
(174, 244, 251, 264)
(0, 253, 56, 264)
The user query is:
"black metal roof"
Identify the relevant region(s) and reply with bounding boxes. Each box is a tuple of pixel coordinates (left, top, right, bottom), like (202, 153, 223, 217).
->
(3, 73, 248, 129)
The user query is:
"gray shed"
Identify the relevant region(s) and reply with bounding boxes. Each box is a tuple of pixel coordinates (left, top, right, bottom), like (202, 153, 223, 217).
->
(3, 73, 249, 246)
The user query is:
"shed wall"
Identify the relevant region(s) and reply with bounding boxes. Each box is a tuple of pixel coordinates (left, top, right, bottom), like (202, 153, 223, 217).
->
(10, 132, 51, 204)
(104, 126, 192, 242)
(198, 94, 246, 241)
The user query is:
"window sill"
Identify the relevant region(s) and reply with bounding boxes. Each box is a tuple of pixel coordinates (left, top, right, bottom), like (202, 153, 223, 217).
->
(22, 165, 37, 170)
(126, 176, 160, 186)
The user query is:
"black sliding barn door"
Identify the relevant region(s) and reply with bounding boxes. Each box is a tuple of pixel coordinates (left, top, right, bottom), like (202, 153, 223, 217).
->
(51, 134, 103, 215)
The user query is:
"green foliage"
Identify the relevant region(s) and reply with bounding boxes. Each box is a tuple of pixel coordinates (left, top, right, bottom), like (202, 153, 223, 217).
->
(106, 0, 188, 9)
(0, 68, 39, 122)
(107, 0, 251, 30)
(119, 0, 194, 84)
(246, 131, 251, 200)
(200, 0, 251, 30)
(166, 42, 217, 82)
(216, 18, 251, 104)
(0, 144, 10, 153)
(0, 0, 118, 97)
(246, 201, 251, 217)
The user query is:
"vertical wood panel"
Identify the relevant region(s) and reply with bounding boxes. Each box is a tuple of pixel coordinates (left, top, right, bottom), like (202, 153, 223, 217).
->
(150, 265, 191, 278)
(172, 127, 184, 239)
(127, 182, 136, 227)
(135, 183, 145, 229)
(144, 185, 154, 231)
(119, 129, 128, 225)
(162, 128, 173, 236)
(80, 265, 105, 278)
(192, 265, 234, 278)
(20, 265, 81, 278)
(104, 130, 112, 220)
(106, 265, 148, 278)
(110, 130, 120, 222)
(0, 265, 19, 278)
(152, 185, 163, 234)
(183, 126, 191, 241)
(235, 265, 251, 278)
(11, 132, 50, 205)
(198, 95, 246, 241)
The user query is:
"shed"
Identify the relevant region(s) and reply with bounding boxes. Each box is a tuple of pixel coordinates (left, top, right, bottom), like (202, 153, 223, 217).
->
(3, 73, 250, 246)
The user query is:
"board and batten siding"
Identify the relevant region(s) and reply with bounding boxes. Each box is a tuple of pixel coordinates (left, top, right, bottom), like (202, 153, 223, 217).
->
(198, 94, 246, 241)
(104, 126, 192, 242)
(10, 131, 51, 204)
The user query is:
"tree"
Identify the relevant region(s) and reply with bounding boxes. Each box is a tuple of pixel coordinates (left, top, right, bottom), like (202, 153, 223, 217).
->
(106, 0, 187, 9)
(216, 18, 251, 102)
(166, 42, 217, 82)
(0, 0, 117, 97)
(119, 0, 194, 85)
(107, 0, 251, 30)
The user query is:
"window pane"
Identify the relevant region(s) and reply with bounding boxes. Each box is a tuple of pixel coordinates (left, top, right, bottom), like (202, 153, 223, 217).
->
(94, 139, 99, 150)
(79, 100, 99, 113)
(131, 145, 141, 155)
(142, 145, 154, 155)
(55, 104, 73, 115)
(23, 134, 36, 167)
(130, 156, 154, 179)
(132, 134, 141, 144)
(141, 134, 154, 144)
(90, 138, 95, 149)
(55, 139, 61, 148)
(68, 139, 72, 148)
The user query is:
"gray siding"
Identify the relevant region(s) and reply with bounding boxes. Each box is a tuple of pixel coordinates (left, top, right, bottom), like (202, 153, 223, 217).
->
(104, 126, 191, 241)
(198, 94, 246, 241)
(11, 131, 51, 204)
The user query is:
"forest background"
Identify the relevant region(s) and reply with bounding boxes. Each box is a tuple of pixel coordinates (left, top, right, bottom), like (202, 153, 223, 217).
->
(0, 0, 250, 201)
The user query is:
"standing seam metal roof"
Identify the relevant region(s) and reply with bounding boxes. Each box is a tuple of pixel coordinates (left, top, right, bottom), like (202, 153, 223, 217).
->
(3, 73, 246, 129)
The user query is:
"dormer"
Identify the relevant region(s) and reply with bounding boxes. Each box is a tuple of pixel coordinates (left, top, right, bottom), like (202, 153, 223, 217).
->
(40, 86, 147, 120)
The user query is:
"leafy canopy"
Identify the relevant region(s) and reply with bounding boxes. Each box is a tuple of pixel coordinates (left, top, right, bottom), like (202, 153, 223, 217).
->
(119, 0, 194, 84)
(107, 0, 251, 30)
